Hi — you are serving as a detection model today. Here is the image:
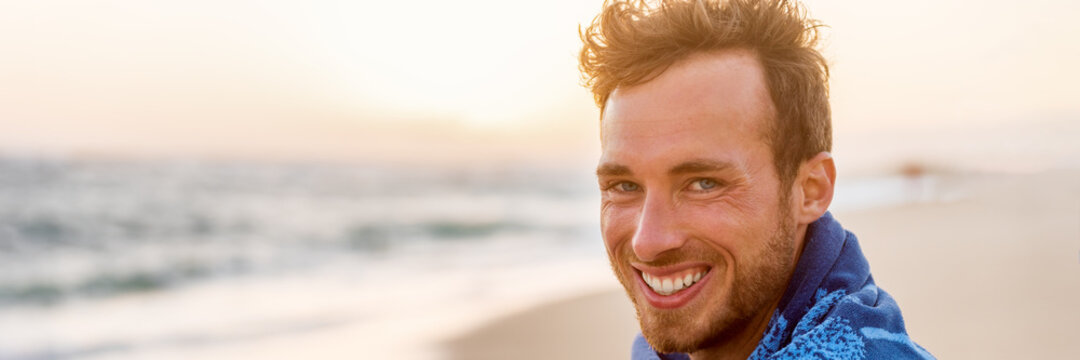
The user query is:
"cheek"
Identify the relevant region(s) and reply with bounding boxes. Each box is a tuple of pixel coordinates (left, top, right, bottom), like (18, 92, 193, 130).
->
(679, 193, 775, 258)
(600, 203, 639, 254)
(680, 206, 740, 255)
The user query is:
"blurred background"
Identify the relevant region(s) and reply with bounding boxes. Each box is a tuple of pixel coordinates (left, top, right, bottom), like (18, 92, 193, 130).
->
(0, 0, 1077, 359)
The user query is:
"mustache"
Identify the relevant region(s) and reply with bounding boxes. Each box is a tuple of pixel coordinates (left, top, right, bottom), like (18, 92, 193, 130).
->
(620, 242, 726, 268)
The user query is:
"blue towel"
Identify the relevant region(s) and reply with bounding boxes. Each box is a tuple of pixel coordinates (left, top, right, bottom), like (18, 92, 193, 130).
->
(631, 212, 934, 359)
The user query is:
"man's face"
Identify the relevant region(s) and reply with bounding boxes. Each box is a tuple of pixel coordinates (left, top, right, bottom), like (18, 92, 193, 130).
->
(597, 50, 800, 353)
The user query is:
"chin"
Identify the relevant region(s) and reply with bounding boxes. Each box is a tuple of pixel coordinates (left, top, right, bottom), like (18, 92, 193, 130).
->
(639, 313, 715, 353)
(633, 289, 743, 354)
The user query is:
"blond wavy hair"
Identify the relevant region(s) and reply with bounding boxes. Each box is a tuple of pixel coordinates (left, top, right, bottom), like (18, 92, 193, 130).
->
(580, 0, 831, 186)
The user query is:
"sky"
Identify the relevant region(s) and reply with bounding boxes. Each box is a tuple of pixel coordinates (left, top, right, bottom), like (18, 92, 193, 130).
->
(1, 0, 1077, 172)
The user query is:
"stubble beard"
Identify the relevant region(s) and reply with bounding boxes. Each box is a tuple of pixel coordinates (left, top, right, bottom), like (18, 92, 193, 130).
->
(611, 211, 796, 354)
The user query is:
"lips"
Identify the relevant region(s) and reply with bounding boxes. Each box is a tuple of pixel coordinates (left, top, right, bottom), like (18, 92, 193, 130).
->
(634, 264, 713, 309)
(642, 268, 709, 295)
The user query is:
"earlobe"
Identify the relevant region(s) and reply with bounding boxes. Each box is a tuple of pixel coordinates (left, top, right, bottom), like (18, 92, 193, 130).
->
(796, 152, 836, 224)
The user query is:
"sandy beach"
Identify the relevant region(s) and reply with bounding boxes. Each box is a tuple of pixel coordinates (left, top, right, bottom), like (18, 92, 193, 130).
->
(445, 290, 638, 360)
(443, 169, 1080, 359)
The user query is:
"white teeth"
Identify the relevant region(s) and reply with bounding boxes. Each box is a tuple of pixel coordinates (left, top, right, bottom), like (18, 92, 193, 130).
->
(642, 269, 709, 296)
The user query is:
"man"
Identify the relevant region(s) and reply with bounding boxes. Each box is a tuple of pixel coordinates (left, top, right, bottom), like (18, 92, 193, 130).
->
(579, 0, 933, 359)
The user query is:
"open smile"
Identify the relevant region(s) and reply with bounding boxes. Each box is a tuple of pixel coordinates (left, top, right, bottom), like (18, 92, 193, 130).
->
(634, 264, 713, 309)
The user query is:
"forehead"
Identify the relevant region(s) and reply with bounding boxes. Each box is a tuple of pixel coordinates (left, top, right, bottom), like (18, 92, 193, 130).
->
(600, 50, 775, 167)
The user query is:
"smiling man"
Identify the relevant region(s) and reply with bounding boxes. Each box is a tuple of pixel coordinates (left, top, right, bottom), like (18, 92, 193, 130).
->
(579, 0, 933, 359)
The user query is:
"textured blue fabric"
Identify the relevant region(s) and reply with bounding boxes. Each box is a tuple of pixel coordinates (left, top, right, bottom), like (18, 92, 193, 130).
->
(630, 212, 933, 359)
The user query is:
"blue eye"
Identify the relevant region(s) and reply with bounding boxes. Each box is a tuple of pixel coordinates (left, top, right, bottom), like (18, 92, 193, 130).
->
(617, 182, 640, 192)
(690, 178, 718, 191)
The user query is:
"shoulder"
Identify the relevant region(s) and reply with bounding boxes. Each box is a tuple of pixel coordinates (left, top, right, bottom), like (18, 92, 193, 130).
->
(753, 288, 934, 359)
(832, 286, 936, 359)
(761, 289, 867, 359)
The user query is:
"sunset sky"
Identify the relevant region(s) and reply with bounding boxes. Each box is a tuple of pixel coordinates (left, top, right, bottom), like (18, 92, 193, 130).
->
(1, 0, 1077, 171)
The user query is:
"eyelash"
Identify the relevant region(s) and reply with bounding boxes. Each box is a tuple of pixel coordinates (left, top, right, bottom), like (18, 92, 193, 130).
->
(687, 178, 722, 191)
(605, 181, 640, 192)
(604, 179, 724, 193)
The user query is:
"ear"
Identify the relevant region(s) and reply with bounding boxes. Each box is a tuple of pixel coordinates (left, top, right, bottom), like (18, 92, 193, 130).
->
(793, 152, 836, 225)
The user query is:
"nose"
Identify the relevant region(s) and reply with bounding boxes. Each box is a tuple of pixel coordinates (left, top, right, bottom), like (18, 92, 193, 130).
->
(631, 194, 686, 262)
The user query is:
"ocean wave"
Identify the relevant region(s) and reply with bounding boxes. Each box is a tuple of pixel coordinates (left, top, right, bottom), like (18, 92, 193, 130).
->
(0, 260, 235, 306)
(0, 156, 601, 305)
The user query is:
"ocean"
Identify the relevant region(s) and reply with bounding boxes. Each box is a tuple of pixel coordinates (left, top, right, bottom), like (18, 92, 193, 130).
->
(0, 156, 944, 360)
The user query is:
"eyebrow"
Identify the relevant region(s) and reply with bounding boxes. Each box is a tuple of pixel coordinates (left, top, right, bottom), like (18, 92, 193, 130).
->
(669, 159, 737, 175)
(596, 159, 736, 177)
(596, 163, 632, 177)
